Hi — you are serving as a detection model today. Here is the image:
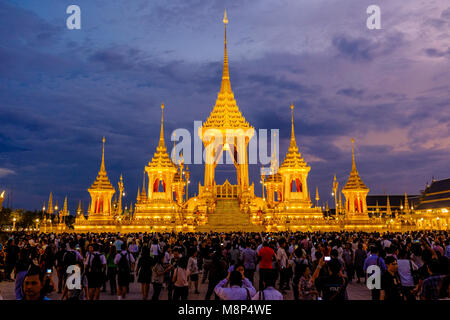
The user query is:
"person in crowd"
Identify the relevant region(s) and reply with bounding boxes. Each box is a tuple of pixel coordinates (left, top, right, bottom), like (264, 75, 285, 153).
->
(312, 257, 348, 301)
(214, 270, 256, 300)
(252, 270, 283, 300)
(380, 256, 404, 300)
(85, 243, 106, 300)
(151, 254, 166, 300)
(420, 259, 445, 300)
(363, 246, 386, 300)
(298, 264, 319, 300)
(258, 241, 277, 291)
(354, 243, 367, 284)
(241, 241, 257, 284)
(22, 266, 51, 301)
(205, 248, 228, 300)
(172, 256, 190, 300)
(187, 249, 200, 294)
(106, 245, 117, 295)
(136, 245, 153, 300)
(397, 249, 418, 300)
(114, 242, 135, 300)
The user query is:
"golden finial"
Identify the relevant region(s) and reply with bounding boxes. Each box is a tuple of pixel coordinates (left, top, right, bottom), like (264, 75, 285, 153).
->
(223, 9, 228, 24)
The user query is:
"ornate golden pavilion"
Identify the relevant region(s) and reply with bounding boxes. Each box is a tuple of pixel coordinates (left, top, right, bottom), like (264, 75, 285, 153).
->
(42, 11, 448, 233)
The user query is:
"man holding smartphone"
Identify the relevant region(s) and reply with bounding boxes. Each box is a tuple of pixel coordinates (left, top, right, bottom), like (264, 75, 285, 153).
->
(311, 257, 348, 301)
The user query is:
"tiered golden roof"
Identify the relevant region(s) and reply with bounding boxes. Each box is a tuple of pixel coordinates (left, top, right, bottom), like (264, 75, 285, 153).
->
(202, 10, 251, 130)
(147, 103, 178, 171)
(342, 138, 368, 191)
(89, 137, 115, 192)
(280, 104, 308, 169)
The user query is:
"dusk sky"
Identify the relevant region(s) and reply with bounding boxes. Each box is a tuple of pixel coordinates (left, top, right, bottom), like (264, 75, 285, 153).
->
(1, 0, 449, 212)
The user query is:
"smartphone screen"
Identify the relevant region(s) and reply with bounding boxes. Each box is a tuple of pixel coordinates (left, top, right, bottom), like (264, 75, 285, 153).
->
(46, 269, 52, 274)
(324, 256, 331, 262)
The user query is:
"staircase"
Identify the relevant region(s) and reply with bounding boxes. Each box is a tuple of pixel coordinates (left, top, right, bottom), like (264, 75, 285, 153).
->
(196, 199, 263, 232)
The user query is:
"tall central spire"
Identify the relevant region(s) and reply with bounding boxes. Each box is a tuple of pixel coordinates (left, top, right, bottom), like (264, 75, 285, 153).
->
(351, 137, 356, 171)
(220, 9, 231, 93)
(290, 103, 297, 148)
(158, 103, 165, 149)
(100, 136, 106, 172)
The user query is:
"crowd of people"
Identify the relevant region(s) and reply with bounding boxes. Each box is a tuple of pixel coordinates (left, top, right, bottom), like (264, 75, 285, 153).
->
(0, 230, 448, 301)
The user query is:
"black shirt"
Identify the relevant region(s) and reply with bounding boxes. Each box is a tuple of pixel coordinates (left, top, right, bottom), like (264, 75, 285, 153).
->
(381, 272, 403, 300)
(315, 275, 348, 300)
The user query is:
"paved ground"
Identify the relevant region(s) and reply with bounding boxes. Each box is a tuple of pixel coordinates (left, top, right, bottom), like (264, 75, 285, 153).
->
(0, 270, 370, 300)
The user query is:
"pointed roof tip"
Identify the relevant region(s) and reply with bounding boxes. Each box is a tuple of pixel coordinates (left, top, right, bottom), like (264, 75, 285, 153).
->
(223, 9, 228, 24)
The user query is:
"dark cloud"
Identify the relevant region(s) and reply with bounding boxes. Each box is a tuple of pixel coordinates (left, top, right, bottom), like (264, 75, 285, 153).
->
(441, 7, 450, 20)
(332, 32, 404, 62)
(332, 36, 375, 61)
(336, 88, 365, 99)
(424, 47, 450, 58)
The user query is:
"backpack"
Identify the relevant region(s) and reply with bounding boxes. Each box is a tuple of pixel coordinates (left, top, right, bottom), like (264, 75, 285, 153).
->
(118, 252, 130, 274)
(62, 250, 77, 271)
(90, 253, 103, 273)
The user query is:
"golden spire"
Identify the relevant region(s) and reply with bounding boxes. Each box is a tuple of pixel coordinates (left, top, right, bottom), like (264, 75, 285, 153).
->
(89, 137, 115, 192)
(147, 103, 177, 171)
(280, 104, 308, 170)
(62, 196, 68, 216)
(159, 103, 165, 148)
(404, 192, 410, 211)
(290, 103, 296, 148)
(100, 136, 106, 172)
(221, 9, 231, 92)
(386, 195, 392, 216)
(315, 187, 319, 207)
(77, 200, 82, 215)
(202, 10, 252, 130)
(48, 192, 54, 215)
(351, 137, 356, 172)
(137, 187, 141, 202)
(342, 138, 368, 191)
(338, 192, 343, 214)
(141, 171, 147, 198)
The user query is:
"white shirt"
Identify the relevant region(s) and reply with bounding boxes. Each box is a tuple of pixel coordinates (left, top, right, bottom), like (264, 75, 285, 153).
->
(187, 257, 199, 274)
(252, 287, 283, 300)
(214, 278, 257, 300)
(150, 244, 161, 256)
(397, 259, 417, 287)
(276, 248, 288, 268)
(85, 251, 107, 268)
(114, 250, 136, 265)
